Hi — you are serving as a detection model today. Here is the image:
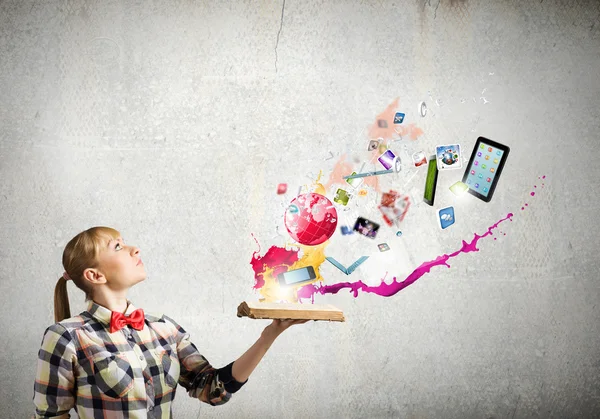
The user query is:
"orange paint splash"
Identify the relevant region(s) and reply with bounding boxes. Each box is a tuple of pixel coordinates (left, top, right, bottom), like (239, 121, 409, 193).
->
(368, 97, 424, 141)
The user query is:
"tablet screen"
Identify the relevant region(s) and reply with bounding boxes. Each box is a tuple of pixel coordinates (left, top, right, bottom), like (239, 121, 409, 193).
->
(464, 140, 506, 199)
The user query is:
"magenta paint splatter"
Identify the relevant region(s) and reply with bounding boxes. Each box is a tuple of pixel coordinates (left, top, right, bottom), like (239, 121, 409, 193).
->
(250, 176, 547, 305)
(542, 175, 546, 179)
(295, 213, 514, 303)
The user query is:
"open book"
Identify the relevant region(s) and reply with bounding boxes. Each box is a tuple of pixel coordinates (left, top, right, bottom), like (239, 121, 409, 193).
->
(325, 256, 369, 275)
(237, 301, 345, 322)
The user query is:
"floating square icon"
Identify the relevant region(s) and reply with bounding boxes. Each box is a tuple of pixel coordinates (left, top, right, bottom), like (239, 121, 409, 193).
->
(334, 188, 350, 206)
(436, 144, 462, 171)
(393, 112, 405, 124)
(368, 139, 379, 151)
(438, 206, 455, 230)
(340, 225, 354, 235)
(378, 150, 397, 170)
(377, 119, 388, 128)
(346, 172, 363, 188)
(381, 190, 398, 207)
(449, 181, 469, 196)
(412, 151, 427, 167)
(378, 243, 390, 252)
(277, 183, 287, 194)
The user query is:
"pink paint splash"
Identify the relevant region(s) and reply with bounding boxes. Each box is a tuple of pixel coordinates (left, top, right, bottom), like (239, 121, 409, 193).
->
(249, 233, 299, 290)
(250, 168, 545, 304)
(295, 213, 513, 303)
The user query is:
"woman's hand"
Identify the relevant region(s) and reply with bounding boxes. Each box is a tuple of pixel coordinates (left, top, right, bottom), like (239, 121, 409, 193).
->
(263, 318, 310, 338)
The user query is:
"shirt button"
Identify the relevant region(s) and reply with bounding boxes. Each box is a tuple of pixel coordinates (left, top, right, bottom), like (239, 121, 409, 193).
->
(139, 355, 144, 360)
(148, 407, 154, 411)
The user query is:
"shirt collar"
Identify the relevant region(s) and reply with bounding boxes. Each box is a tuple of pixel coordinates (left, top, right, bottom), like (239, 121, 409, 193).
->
(86, 299, 138, 327)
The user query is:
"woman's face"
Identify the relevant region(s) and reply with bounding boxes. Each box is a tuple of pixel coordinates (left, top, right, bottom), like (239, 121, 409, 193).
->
(88, 236, 147, 291)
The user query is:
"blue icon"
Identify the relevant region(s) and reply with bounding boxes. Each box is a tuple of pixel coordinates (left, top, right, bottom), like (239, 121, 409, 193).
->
(340, 226, 354, 235)
(396, 231, 403, 237)
(466, 179, 471, 184)
(438, 206, 455, 230)
(483, 187, 489, 193)
(393, 112, 405, 124)
(478, 173, 483, 178)
(475, 183, 479, 188)
(496, 151, 501, 156)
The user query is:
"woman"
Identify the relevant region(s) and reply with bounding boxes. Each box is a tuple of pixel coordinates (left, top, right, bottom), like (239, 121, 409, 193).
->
(33, 226, 308, 418)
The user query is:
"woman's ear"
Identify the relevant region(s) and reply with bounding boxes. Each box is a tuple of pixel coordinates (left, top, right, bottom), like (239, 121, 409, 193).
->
(82, 268, 107, 285)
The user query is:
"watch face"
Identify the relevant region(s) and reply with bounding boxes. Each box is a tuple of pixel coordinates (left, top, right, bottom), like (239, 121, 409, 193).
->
(394, 156, 402, 173)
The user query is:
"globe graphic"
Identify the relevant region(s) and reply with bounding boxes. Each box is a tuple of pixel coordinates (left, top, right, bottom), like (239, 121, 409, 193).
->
(284, 193, 338, 246)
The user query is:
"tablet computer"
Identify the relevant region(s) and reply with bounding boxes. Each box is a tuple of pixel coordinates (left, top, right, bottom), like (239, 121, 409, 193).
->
(462, 137, 510, 202)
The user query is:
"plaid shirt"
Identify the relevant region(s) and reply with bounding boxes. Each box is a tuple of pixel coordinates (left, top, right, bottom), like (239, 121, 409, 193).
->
(33, 300, 247, 418)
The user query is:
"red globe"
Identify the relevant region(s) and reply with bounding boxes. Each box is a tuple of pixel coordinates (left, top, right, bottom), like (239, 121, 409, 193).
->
(284, 193, 338, 246)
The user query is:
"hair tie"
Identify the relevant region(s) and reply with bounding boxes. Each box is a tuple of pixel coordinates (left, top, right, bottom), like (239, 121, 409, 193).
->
(63, 271, 72, 281)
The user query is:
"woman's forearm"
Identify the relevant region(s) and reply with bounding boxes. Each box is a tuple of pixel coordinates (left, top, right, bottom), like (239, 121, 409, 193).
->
(230, 328, 279, 383)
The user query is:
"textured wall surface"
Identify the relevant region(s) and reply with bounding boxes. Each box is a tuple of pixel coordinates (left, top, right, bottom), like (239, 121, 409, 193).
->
(1, 0, 599, 418)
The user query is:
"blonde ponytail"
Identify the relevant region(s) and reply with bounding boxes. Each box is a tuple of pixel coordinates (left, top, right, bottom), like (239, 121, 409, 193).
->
(56, 226, 122, 323)
(54, 275, 71, 323)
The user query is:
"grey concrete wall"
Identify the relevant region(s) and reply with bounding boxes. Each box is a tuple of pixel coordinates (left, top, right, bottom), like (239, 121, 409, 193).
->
(1, 0, 599, 418)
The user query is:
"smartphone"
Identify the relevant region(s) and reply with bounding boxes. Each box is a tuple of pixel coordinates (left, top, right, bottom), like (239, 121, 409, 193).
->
(277, 266, 317, 287)
(423, 155, 439, 206)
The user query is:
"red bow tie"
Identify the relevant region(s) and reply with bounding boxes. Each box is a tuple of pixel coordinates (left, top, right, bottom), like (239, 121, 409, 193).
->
(110, 308, 145, 334)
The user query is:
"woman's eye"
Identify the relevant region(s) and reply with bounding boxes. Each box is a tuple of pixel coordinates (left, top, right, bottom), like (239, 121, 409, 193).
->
(115, 243, 122, 250)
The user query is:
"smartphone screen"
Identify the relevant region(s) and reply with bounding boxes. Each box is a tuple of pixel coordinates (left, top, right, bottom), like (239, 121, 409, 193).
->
(423, 155, 438, 206)
(278, 266, 316, 286)
(462, 137, 510, 202)
(353, 216, 380, 238)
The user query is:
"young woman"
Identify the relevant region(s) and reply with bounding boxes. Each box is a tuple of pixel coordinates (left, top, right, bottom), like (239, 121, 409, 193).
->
(33, 226, 308, 418)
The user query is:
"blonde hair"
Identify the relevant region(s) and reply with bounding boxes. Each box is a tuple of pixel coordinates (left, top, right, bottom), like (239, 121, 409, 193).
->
(54, 226, 121, 323)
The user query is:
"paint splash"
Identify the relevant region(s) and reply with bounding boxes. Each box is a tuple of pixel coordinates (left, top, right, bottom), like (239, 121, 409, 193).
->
(249, 98, 542, 306)
(368, 97, 424, 141)
(250, 178, 546, 304)
(294, 212, 513, 303)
